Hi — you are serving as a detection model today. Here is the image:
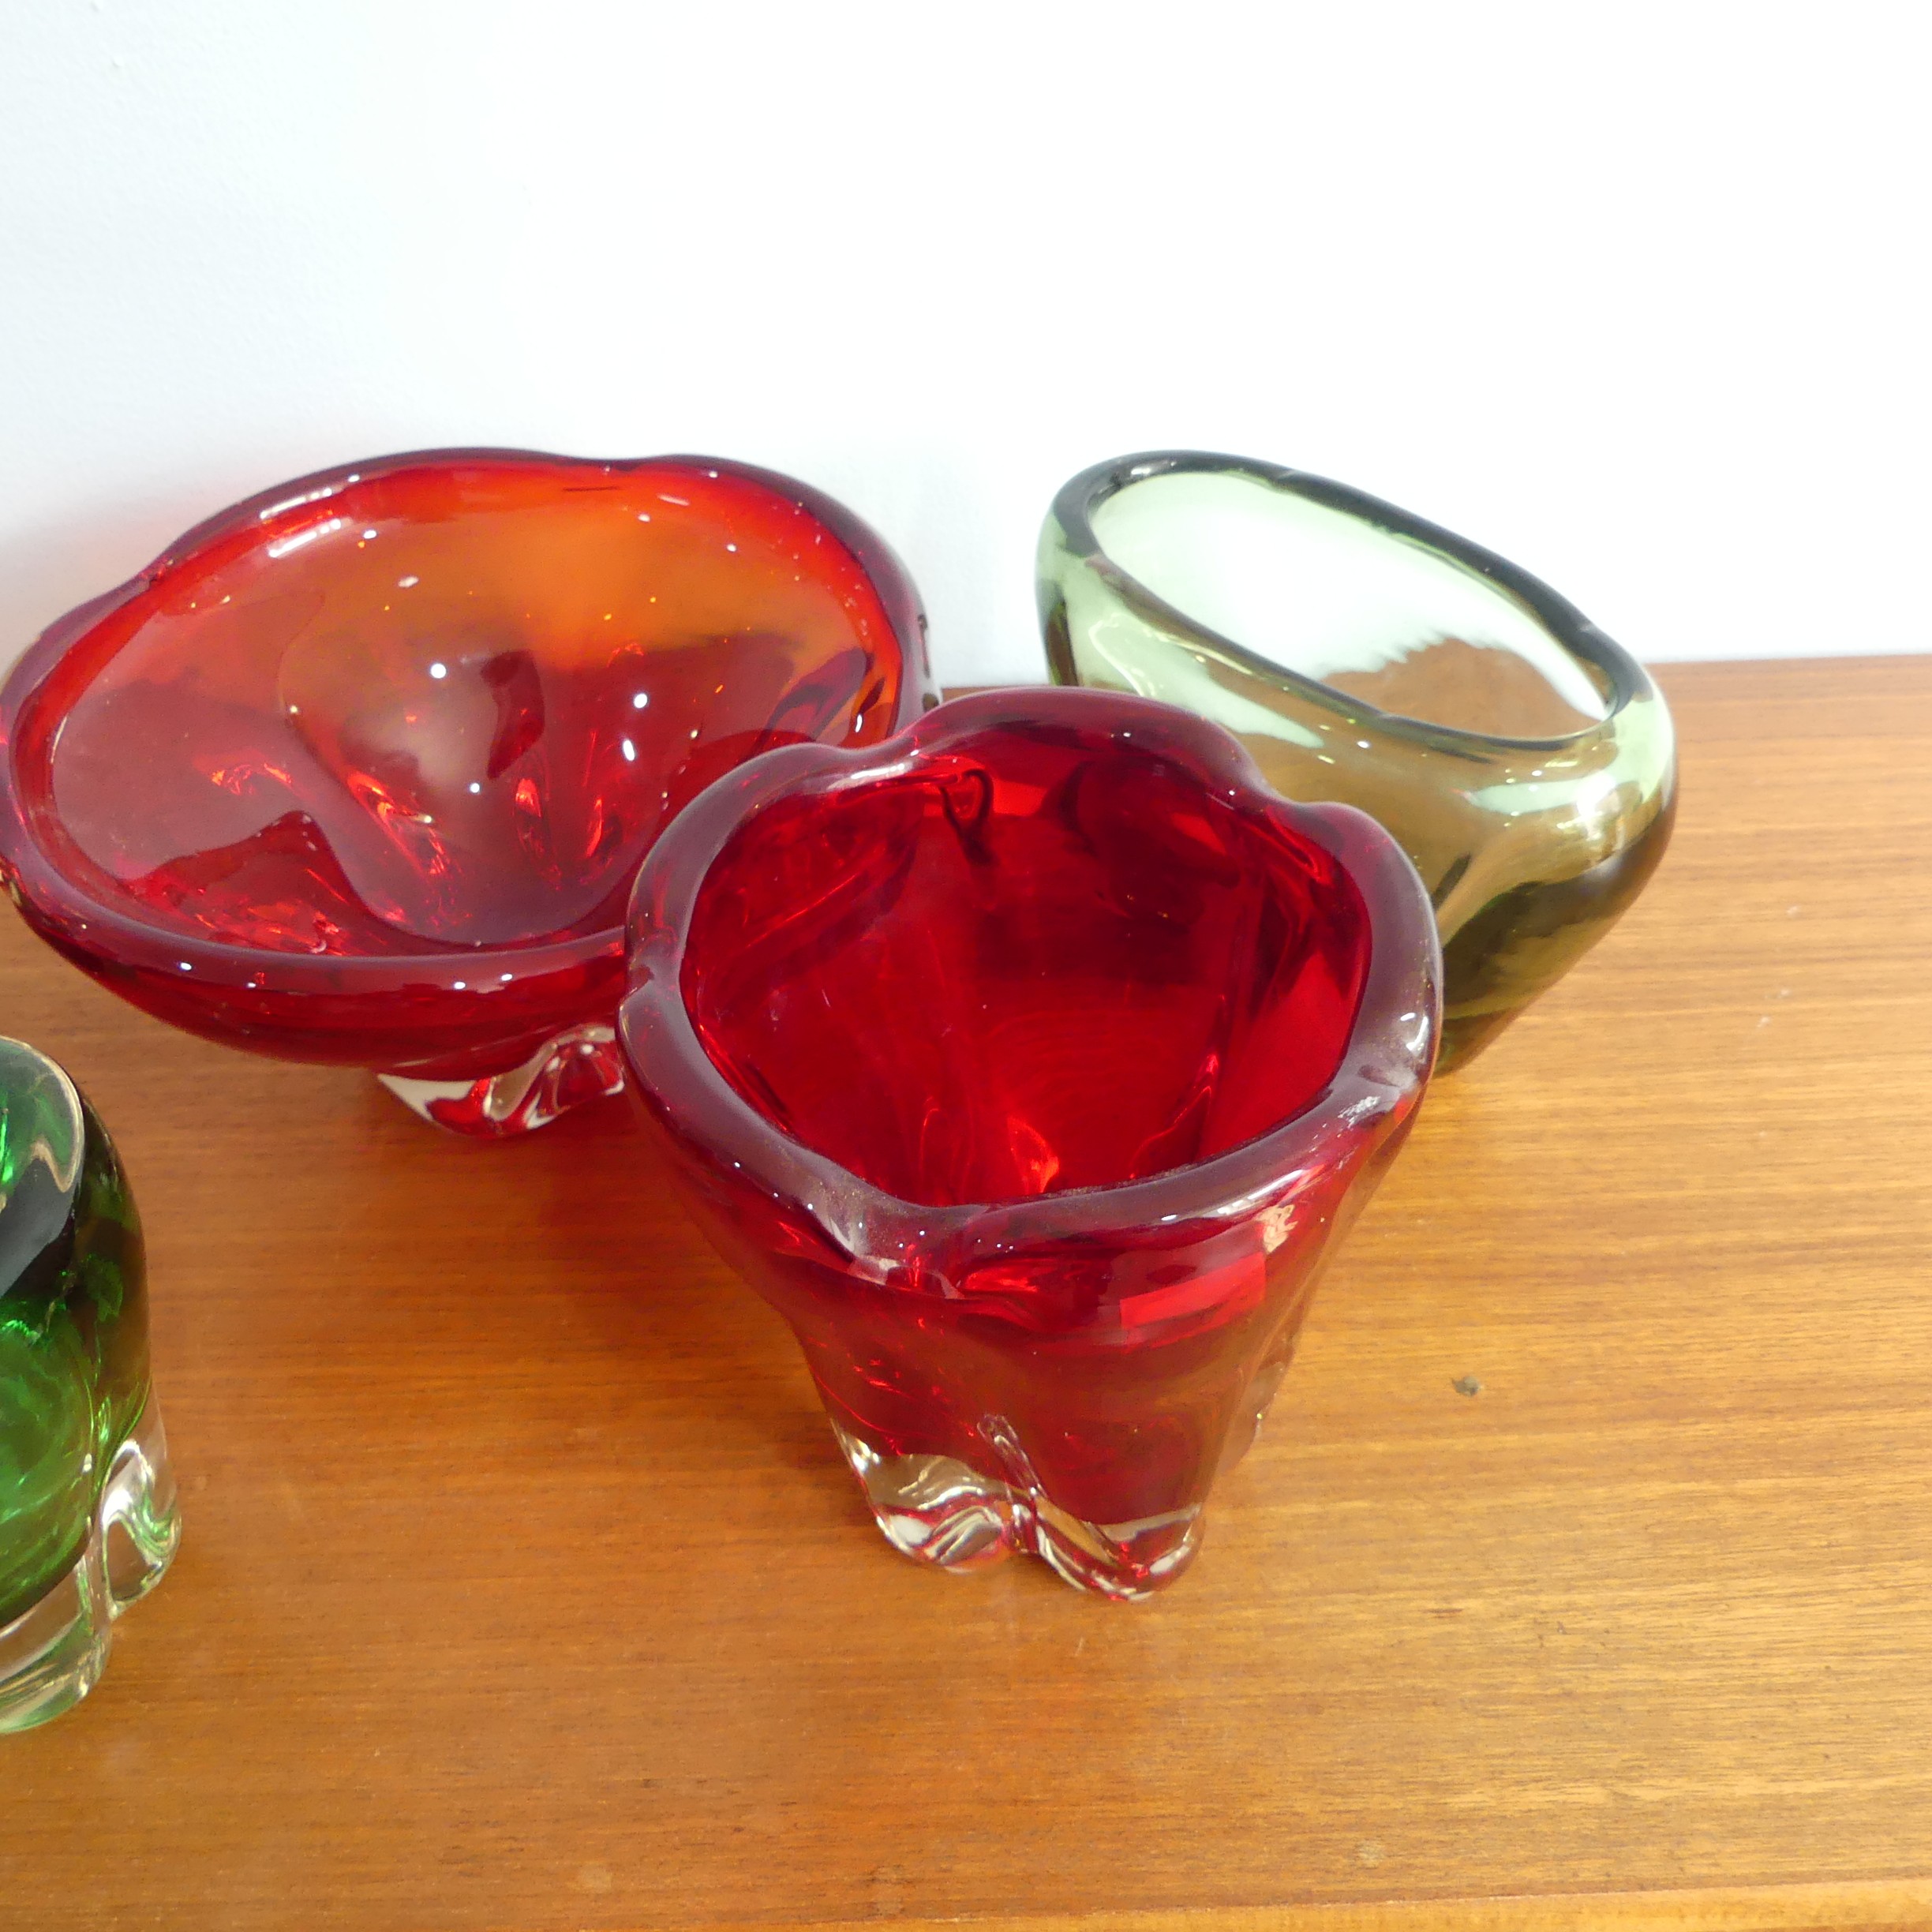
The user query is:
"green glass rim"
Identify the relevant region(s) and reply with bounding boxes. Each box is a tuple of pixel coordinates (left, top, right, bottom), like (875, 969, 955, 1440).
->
(1046, 450, 1659, 757)
(0, 1035, 84, 1208)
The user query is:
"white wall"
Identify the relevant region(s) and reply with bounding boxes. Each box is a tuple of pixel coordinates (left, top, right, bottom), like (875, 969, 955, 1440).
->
(3, 1, 1926, 688)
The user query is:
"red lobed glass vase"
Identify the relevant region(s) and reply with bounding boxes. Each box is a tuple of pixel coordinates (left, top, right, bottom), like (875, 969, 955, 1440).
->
(0, 450, 937, 1135)
(620, 687, 1441, 1597)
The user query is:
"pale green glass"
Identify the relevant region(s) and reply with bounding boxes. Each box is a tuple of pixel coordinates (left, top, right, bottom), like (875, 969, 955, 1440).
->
(1039, 454, 1677, 1069)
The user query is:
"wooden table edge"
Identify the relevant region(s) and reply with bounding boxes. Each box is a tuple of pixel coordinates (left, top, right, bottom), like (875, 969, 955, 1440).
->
(619, 1881, 1932, 1932)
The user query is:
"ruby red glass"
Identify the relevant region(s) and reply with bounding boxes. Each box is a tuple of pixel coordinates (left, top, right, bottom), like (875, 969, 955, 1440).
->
(621, 687, 1441, 1597)
(0, 450, 936, 1134)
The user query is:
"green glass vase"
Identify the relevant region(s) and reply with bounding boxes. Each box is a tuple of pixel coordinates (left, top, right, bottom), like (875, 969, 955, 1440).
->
(0, 1038, 178, 1732)
(1039, 453, 1676, 1070)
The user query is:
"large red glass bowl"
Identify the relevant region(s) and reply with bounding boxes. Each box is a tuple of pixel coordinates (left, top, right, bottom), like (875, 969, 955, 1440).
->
(0, 450, 938, 1135)
(620, 687, 1441, 1598)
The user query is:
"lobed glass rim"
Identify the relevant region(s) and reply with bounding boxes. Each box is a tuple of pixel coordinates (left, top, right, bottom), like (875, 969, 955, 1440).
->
(1047, 449, 1658, 757)
(0, 445, 934, 994)
(618, 684, 1441, 1271)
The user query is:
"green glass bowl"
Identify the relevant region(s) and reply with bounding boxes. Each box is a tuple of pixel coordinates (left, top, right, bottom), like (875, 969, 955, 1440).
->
(1039, 452, 1676, 1070)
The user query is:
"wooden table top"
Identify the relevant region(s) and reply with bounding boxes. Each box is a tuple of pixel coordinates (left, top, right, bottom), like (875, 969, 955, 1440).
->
(5, 657, 1931, 1932)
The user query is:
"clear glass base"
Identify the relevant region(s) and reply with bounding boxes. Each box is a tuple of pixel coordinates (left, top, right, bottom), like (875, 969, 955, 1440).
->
(378, 1022, 627, 1137)
(0, 1398, 180, 1734)
(830, 1417, 1203, 1601)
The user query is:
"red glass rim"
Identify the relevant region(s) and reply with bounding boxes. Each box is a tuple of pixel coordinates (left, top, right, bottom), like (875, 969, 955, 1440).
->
(620, 686, 1441, 1263)
(0, 447, 932, 994)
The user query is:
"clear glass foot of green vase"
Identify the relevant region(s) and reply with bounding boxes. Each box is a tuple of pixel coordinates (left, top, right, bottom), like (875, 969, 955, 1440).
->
(0, 1398, 178, 1734)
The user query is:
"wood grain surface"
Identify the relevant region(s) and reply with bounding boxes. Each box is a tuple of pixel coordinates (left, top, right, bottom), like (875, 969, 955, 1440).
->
(3, 657, 1930, 1932)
